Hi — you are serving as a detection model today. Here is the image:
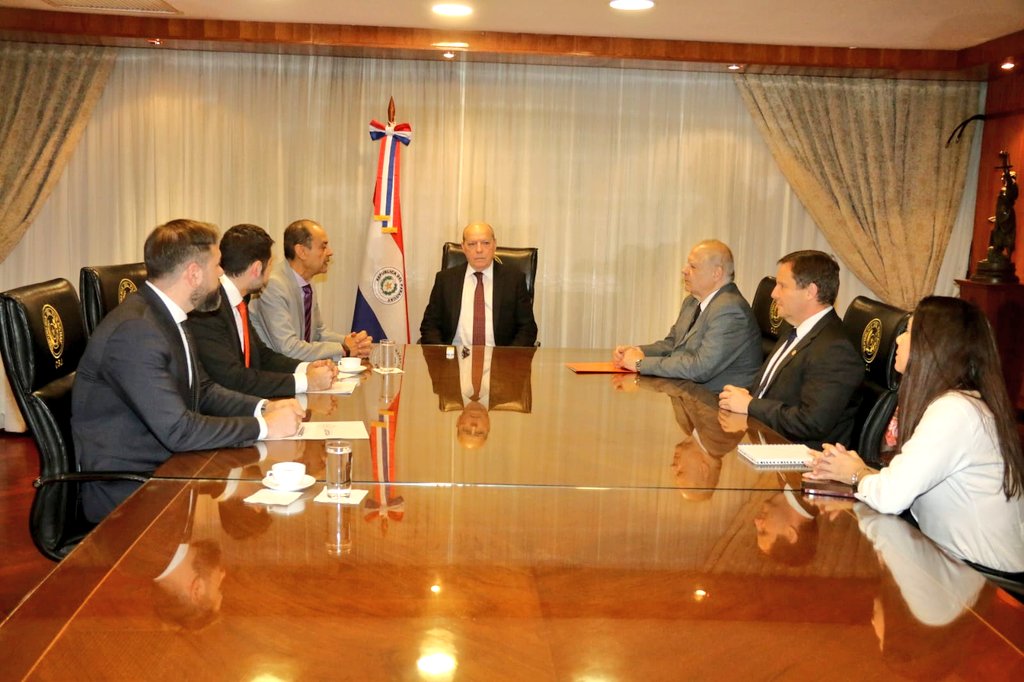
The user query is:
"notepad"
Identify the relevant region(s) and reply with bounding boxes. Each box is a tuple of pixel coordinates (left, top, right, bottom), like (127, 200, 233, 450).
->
(737, 443, 812, 468)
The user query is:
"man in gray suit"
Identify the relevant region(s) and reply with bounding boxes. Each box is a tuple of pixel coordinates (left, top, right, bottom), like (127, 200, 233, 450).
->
(73, 219, 304, 522)
(250, 219, 373, 362)
(613, 239, 762, 392)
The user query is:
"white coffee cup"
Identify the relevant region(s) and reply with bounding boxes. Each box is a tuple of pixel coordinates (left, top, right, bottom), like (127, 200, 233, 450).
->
(267, 461, 306, 489)
(338, 356, 362, 372)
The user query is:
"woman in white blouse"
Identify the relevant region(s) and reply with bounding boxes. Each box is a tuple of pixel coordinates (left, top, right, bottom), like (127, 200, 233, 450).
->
(806, 296, 1024, 573)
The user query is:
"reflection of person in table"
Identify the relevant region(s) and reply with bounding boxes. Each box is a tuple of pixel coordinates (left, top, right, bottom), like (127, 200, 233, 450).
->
(641, 377, 746, 500)
(754, 474, 819, 566)
(855, 504, 988, 678)
(422, 345, 535, 449)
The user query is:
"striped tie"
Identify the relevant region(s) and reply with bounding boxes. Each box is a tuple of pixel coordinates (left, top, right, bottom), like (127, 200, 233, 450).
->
(302, 284, 313, 342)
(472, 272, 485, 347)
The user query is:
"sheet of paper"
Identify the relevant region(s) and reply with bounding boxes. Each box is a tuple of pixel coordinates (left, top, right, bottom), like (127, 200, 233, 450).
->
(270, 421, 370, 441)
(565, 362, 632, 374)
(243, 489, 303, 505)
(307, 377, 360, 395)
(313, 488, 369, 505)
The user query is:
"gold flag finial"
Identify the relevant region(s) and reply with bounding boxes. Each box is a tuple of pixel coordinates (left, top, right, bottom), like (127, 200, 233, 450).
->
(387, 97, 396, 125)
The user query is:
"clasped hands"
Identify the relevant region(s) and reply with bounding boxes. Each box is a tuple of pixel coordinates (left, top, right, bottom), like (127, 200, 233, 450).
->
(263, 398, 305, 439)
(344, 331, 373, 359)
(612, 345, 643, 370)
(804, 442, 867, 485)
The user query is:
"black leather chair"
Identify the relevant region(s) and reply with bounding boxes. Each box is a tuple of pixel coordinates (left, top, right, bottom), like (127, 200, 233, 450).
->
(841, 296, 910, 467)
(750, 276, 792, 359)
(441, 242, 538, 304)
(79, 262, 147, 336)
(0, 279, 147, 560)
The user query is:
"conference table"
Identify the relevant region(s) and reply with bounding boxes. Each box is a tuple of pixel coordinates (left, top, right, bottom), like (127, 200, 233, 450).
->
(2, 346, 1022, 680)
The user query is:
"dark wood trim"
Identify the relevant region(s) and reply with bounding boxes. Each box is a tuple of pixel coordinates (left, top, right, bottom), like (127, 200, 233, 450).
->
(0, 7, 1000, 78)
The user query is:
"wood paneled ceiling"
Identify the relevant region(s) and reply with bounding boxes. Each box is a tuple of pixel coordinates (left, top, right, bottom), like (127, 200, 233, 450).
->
(1, 0, 1022, 79)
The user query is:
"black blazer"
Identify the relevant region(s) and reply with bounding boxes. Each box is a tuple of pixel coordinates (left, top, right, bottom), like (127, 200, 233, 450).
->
(419, 261, 538, 346)
(187, 284, 301, 398)
(747, 309, 863, 449)
(73, 284, 262, 521)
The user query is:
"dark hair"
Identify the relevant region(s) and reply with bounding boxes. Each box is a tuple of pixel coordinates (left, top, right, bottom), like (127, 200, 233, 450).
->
(220, 224, 274, 277)
(151, 540, 222, 630)
(896, 296, 1024, 499)
(144, 219, 218, 280)
(778, 250, 840, 305)
(282, 219, 318, 260)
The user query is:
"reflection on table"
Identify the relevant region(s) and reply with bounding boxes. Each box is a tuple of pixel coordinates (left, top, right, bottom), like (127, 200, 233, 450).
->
(156, 347, 797, 494)
(3, 480, 1021, 679)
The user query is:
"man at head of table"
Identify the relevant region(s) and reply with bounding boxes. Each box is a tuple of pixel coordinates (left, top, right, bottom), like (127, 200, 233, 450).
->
(250, 218, 373, 361)
(418, 221, 538, 347)
(718, 249, 863, 450)
(73, 219, 304, 523)
(613, 239, 762, 392)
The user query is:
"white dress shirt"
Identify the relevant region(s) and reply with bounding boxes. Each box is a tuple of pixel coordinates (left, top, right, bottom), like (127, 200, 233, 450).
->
(757, 306, 833, 398)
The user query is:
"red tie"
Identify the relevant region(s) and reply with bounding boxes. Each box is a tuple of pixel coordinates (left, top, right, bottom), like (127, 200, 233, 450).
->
(472, 271, 485, 347)
(236, 301, 251, 368)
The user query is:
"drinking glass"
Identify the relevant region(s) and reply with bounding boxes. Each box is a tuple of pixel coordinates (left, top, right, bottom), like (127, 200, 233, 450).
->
(324, 439, 352, 500)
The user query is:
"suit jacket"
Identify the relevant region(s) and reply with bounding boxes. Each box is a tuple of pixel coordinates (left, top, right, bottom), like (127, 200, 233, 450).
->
(421, 345, 535, 413)
(250, 259, 348, 361)
(73, 284, 261, 521)
(419, 261, 538, 346)
(747, 309, 863, 450)
(186, 284, 301, 398)
(638, 282, 762, 392)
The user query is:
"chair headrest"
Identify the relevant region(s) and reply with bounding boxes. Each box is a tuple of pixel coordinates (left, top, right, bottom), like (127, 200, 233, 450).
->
(0, 278, 86, 394)
(842, 296, 910, 389)
(80, 263, 147, 334)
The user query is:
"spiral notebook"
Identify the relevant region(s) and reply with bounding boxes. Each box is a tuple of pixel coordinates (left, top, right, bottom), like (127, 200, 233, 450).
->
(737, 444, 812, 468)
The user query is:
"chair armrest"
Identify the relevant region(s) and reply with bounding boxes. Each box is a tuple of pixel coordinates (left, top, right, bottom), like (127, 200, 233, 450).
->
(34, 471, 151, 488)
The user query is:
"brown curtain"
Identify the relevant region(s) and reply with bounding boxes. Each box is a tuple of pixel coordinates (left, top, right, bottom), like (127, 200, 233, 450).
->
(735, 74, 980, 311)
(0, 41, 115, 263)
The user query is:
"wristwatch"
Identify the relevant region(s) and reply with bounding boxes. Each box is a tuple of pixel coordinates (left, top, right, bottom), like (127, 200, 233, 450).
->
(634, 358, 642, 373)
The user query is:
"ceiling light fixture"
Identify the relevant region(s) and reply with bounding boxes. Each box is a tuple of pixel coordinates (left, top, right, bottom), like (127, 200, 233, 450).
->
(727, 64, 743, 71)
(1001, 59, 1015, 70)
(610, 0, 655, 10)
(442, 51, 457, 59)
(147, 38, 162, 46)
(432, 41, 469, 49)
(432, 3, 473, 17)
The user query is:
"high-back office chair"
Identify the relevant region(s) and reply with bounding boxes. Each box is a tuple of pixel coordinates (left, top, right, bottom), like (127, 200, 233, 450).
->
(0, 279, 147, 560)
(841, 296, 910, 467)
(441, 242, 539, 304)
(750, 276, 793, 359)
(79, 262, 147, 336)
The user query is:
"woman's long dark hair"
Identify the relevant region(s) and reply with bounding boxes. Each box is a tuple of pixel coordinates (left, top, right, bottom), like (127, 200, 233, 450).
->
(896, 296, 1024, 498)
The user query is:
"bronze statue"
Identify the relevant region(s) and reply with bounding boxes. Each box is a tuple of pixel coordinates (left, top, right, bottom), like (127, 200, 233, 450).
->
(973, 151, 1019, 283)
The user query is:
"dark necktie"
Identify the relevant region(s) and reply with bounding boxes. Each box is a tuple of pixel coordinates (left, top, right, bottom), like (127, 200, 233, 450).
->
(472, 272, 485, 346)
(688, 302, 702, 332)
(756, 328, 798, 398)
(236, 300, 251, 368)
(471, 348, 484, 401)
(302, 284, 313, 342)
(180, 323, 200, 410)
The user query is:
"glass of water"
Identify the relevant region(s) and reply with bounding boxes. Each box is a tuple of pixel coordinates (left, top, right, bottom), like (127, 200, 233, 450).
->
(324, 440, 352, 500)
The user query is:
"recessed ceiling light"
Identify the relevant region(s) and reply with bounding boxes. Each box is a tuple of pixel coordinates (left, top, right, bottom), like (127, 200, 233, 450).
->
(442, 51, 456, 59)
(610, 0, 655, 10)
(432, 41, 469, 49)
(433, 3, 473, 17)
(147, 38, 162, 46)
(727, 64, 743, 71)
(1001, 59, 1015, 70)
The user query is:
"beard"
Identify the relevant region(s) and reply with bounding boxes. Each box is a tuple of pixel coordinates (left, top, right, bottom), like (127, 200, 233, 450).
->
(191, 285, 222, 313)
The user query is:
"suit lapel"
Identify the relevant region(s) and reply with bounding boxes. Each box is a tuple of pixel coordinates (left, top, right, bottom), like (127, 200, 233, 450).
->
(491, 262, 503, 339)
(141, 285, 195, 408)
(769, 310, 833, 380)
(449, 264, 468, 336)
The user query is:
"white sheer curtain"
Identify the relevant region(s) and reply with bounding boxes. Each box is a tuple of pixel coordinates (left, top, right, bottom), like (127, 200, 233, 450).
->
(0, 48, 981, 428)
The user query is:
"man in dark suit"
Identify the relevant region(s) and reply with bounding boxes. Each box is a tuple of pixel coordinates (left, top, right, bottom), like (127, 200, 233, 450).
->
(419, 222, 538, 346)
(612, 239, 762, 392)
(718, 250, 862, 449)
(187, 224, 337, 398)
(73, 219, 304, 522)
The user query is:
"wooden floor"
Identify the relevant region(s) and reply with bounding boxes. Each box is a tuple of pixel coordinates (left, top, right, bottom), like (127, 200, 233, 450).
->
(0, 432, 55, 621)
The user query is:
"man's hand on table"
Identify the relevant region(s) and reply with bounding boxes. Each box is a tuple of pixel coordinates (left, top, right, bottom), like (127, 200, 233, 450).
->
(264, 398, 304, 438)
(718, 384, 752, 414)
(344, 331, 373, 358)
(306, 359, 338, 391)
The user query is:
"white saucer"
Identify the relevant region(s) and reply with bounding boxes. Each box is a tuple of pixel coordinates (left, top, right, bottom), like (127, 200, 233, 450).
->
(337, 366, 367, 375)
(261, 473, 316, 492)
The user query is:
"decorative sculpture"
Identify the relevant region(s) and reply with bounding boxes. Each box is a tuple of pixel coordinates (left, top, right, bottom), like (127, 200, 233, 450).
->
(973, 151, 1019, 284)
